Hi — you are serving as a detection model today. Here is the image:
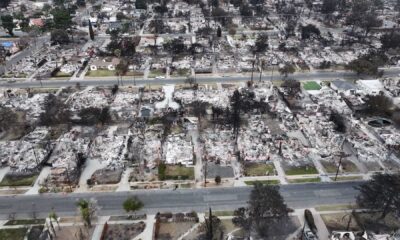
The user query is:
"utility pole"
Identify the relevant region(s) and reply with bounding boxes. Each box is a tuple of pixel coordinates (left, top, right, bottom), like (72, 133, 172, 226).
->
(204, 144, 207, 187)
(206, 208, 213, 240)
(300, 220, 306, 240)
(270, 64, 275, 82)
(334, 152, 344, 181)
(65, 166, 73, 192)
(188, 10, 192, 33)
(250, 59, 255, 83)
(31, 146, 39, 166)
(204, 158, 207, 187)
(259, 60, 263, 82)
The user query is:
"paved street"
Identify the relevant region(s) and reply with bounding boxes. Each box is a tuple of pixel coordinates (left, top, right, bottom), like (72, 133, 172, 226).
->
(0, 181, 361, 220)
(1, 67, 399, 88)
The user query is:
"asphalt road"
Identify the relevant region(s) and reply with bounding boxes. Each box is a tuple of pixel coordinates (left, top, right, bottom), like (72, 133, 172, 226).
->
(0, 182, 361, 219)
(1, 68, 399, 88)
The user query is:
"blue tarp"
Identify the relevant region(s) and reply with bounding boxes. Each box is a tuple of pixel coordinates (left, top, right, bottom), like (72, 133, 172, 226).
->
(1, 42, 13, 48)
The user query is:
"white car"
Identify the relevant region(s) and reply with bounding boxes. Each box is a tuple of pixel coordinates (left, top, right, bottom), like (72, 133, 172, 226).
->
(304, 230, 318, 240)
(155, 76, 165, 79)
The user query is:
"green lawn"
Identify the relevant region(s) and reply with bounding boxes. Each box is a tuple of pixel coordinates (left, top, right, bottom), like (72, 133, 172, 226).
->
(148, 69, 165, 78)
(244, 180, 280, 185)
(303, 81, 321, 90)
(330, 176, 363, 181)
(86, 69, 116, 77)
(287, 177, 321, 183)
(0, 228, 28, 240)
(172, 68, 190, 77)
(244, 163, 275, 176)
(0, 174, 38, 187)
(5, 219, 45, 226)
(2, 73, 27, 78)
(54, 71, 72, 78)
(316, 204, 358, 212)
(285, 165, 318, 175)
(159, 165, 195, 180)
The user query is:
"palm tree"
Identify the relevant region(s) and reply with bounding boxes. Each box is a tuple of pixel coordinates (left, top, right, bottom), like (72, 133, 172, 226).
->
(49, 208, 60, 230)
(76, 199, 96, 228)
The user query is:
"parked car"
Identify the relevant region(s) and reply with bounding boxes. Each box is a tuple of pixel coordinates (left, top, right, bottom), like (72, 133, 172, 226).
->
(304, 230, 318, 240)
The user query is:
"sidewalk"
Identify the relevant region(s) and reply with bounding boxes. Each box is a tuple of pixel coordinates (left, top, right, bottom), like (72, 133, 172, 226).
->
(91, 216, 110, 240)
(0, 167, 10, 182)
(273, 160, 288, 184)
(133, 214, 156, 240)
(309, 208, 330, 239)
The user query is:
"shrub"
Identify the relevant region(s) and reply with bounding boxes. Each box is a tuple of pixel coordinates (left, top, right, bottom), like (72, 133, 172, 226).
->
(158, 163, 166, 180)
(304, 209, 317, 233)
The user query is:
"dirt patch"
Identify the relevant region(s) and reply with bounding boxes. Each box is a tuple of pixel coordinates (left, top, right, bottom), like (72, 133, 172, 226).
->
(364, 161, 382, 171)
(54, 225, 94, 240)
(90, 168, 123, 184)
(48, 125, 69, 140)
(381, 159, 400, 171)
(340, 160, 359, 173)
(353, 212, 400, 233)
(320, 160, 359, 173)
(0, 188, 28, 195)
(156, 222, 195, 240)
(321, 213, 360, 232)
(27, 226, 44, 240)
(320, 160, 339, 173)
(90, 185, 118, 192)
(253, 216, 301, 240)
(104, 222, 146, 240)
